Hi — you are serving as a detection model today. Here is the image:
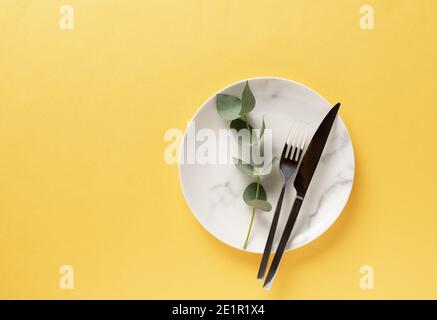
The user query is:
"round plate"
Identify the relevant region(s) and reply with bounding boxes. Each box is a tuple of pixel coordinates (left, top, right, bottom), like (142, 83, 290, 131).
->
(179, 77, 354, 253)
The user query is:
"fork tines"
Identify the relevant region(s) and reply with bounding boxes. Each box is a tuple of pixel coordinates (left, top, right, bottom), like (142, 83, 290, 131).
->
(284, 124, 308, 162)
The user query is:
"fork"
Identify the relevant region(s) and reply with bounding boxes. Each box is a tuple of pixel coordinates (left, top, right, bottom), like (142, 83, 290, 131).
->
(257, 123, 308, 280)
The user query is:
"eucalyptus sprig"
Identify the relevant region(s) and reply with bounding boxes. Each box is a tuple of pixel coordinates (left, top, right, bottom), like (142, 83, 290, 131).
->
(216, 81, 278, 250)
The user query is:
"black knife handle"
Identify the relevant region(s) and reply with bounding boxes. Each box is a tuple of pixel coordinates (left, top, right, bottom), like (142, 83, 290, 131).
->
(263, 196, 304, 289)
(257, 184, 286, 280)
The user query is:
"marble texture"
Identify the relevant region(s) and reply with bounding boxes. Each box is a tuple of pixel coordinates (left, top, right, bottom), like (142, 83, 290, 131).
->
(179, 77, 355, 253)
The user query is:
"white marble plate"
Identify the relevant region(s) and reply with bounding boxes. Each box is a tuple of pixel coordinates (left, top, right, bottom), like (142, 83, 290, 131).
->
(179, 77, 354, 253)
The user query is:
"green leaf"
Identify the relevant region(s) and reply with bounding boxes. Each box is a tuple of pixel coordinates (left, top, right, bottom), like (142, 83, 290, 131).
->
(230, 118, 253, 145)
(258, 117, 266, 139)
(216, 94, 242, 120)
(233, 158, 256, 177)
(246, 200, 272, 211)
(243, 182, 272, 211)
(243, 182, 266, 203)
(253, 157, 279, 176)
(240, 81, 255, 115)
(251, 117, 266, 145)
(230, 118, 253, 132)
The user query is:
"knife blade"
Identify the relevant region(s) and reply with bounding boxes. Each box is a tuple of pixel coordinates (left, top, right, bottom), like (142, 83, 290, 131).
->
(263, 103, 341, 289)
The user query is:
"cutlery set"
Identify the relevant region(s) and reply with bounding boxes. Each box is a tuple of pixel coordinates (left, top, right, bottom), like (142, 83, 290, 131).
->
(257, 103, 341, 289)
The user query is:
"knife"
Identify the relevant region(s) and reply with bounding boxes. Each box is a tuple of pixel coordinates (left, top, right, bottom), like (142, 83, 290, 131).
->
(263, 103, 341, 289)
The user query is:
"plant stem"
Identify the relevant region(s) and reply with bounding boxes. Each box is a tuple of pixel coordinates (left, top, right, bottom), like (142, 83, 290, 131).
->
(243, 114, 252, 143)
(243, 207, 256, 250)
(243, 176, 260, 250)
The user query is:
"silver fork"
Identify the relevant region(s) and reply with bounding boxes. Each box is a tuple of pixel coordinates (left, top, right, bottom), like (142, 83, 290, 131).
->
(257, 123, 308, 280)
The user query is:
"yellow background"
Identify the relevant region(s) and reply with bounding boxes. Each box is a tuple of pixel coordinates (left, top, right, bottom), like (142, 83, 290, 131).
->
(1, 0, 436, 299)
